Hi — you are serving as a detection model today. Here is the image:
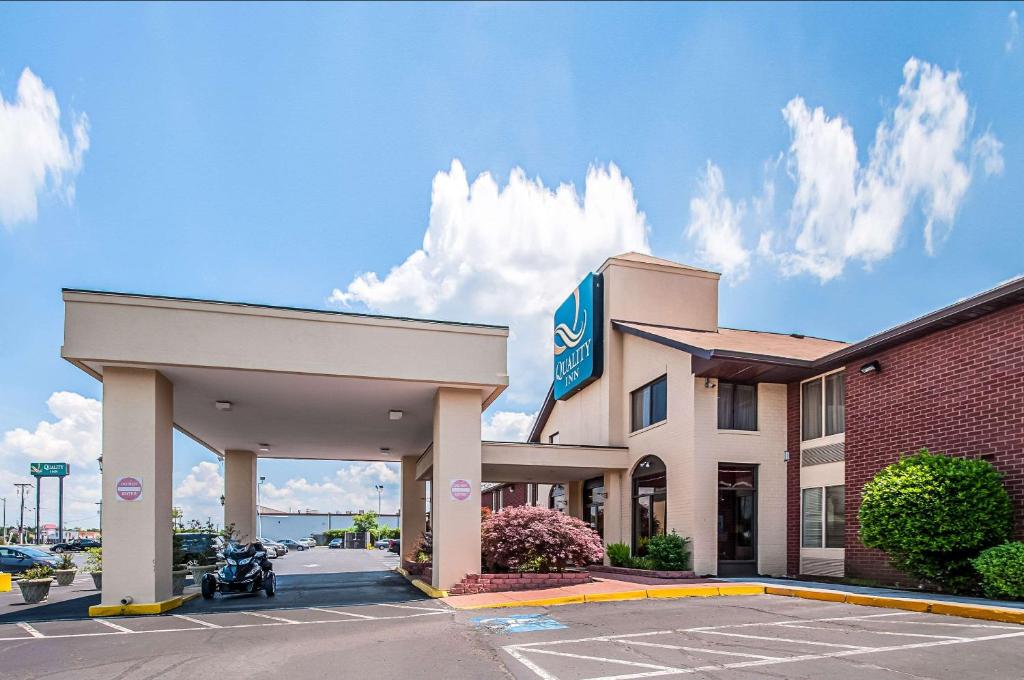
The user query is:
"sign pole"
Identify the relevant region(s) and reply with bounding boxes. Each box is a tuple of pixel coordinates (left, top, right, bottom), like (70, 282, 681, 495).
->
(58, 476, 64, 543)
(34, 482, 40, 546)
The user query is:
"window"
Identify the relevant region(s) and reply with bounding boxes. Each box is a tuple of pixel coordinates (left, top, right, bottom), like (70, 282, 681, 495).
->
(801, 485, 845, 548)
(718, 382, 757, 431)
(632, 456, 667, 554)
(631, 375, 667, 432)
(825, 373, 845, 436)
(548, 432, 560, 444)
(801, 372, 844, 440)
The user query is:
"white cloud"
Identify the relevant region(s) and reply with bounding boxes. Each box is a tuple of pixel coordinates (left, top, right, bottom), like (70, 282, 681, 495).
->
(685, 161, 750, 280)
(482, 410, 536, 442)
(259, 462, 400, 515)
(174, 461, 224, 525)
(0, 392, 102, 530)
(1007, 10, 1020, 53)
(330, 159, 650, 405)
(0, 67, 90, 229)
(767, 57, 1001, 281)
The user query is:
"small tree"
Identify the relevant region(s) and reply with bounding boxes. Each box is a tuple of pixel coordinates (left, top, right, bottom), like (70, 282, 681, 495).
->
(646, 531, 691, 571)
(352, 511, 378, 535)
(859, 449, 1013, 593)
(481, 506, 604, 573)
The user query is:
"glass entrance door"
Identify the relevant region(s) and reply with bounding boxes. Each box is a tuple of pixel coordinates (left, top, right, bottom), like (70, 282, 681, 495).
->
(717, 465, 757, 576)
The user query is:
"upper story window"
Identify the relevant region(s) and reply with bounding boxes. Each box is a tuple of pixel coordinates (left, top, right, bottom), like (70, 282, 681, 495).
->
(801, 371, 845, 441)
(717, 381, 757, 431)
(630, 375, 667, 432)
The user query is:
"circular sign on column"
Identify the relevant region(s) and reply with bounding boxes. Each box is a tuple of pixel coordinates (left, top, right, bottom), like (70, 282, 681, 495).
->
(450, 479, 472, 501)
(115, 476, 143, 502)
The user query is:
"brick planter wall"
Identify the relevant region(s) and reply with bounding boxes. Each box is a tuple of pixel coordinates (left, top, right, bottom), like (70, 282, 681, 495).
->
(448, 571, 591, 595)
(588, 565, 697, 579)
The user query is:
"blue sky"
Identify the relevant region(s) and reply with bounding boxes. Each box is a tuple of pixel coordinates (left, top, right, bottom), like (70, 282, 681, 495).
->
(1, 3, 1021, 527)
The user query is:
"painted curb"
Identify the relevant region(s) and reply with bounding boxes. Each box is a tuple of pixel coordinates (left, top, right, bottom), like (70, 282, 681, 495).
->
(583, 590, 648, 603)
(0, 573, 10, 593)
(89, 595, 184, 617)
(763, 585, 1024, 625)
(447, 584, 766, 610)
(410, 578, 448, 599)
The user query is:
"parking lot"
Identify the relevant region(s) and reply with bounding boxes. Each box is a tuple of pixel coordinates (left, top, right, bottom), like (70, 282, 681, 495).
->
(0, 565, 1021, 680)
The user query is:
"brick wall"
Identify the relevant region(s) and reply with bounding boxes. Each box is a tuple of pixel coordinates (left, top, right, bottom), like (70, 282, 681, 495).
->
(481, 483, 530, 511)
(786, 382, 801, 576)
(844, 302, 1024, 583)
(448, 571, 591, 595)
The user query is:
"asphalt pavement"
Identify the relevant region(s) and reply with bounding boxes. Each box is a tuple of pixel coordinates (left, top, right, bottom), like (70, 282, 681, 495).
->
(0, 549, 1021, 679)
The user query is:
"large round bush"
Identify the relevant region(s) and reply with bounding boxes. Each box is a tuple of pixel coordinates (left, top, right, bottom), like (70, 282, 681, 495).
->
(481, 506, 604, 572)
(972, 542, 1024, 600)
(859, 449, 1013, 592)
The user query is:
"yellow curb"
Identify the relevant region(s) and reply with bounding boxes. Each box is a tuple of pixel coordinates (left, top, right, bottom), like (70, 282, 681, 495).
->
(583, 590, 648, 603)
(845, 593, 930, 612)
(89, 595, 183, 617)
(647, 586, 721, 598)
(717, 585, 766, 597)
(773, 586, 847, 603)
(929, 602, 1024, 625)
(0, 573, 10, 593)
(410, 578, 448, 599)
(394, 567, 409, 577)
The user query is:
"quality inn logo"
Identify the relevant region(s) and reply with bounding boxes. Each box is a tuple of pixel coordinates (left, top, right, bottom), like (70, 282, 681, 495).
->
(553, 286, 588, 357)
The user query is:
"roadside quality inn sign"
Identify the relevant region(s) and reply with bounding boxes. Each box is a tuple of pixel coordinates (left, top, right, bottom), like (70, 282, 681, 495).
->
(553, 272, 604, 400)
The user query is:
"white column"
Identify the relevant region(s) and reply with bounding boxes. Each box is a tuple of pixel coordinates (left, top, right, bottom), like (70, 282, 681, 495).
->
(100, 367, 174, 607)
(224, 450, 257, 543)
(431, 387, 482, 591)
(400, 456, 426, 562)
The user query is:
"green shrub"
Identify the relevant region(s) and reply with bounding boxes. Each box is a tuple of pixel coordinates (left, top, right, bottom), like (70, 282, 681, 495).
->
(55, 552, 76, 570)
(859, 449, 1013, 593)
(972, 542, 1024, 600)
(607, 543, 631, 567)
(84, 547, 102, 573)
(630, 556, 655, 570)
(21, 564, 54, 580)
(647, 531, 691, 571)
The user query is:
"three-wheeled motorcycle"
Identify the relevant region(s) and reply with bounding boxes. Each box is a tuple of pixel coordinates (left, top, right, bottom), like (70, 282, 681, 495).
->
(201, 542, 276, 599)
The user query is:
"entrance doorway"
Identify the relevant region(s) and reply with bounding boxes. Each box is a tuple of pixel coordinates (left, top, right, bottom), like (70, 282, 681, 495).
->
(583, 476, 605, 538)
(632, 456, 666, 554)
(717, 464, 757, 576)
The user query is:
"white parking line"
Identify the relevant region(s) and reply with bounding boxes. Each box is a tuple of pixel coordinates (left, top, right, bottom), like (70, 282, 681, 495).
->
(306, 607, 376, 619)
(16, 623, 43, 639)
(504, 614, 1024, 680)
(173, 613, 221, 628)
(94, 619, 133, 633)
(244, 611, 301, 624)
(376, 603, 449, 613)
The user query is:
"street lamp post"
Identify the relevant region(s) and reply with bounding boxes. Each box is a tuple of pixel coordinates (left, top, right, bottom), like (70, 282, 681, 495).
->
(14, 483, 31, 545)
(257, 476, 266, 538)
(374, 484, 384, 516)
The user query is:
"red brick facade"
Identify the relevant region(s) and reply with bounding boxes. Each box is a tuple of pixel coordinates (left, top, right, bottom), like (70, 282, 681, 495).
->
(786, 382, 801, 576)
(843, 301, 1024, 582)
(481, 482, 531, 511)
(787, 301, 1024, 584)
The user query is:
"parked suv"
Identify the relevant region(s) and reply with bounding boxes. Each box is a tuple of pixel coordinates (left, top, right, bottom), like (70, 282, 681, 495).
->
(175, 532, 223, 565)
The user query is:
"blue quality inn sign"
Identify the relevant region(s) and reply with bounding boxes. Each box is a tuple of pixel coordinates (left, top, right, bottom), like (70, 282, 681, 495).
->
(553, 272, 604, 400)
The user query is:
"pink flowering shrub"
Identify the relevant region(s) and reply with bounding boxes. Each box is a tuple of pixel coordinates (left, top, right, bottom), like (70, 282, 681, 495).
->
(481, 506, 604, 572)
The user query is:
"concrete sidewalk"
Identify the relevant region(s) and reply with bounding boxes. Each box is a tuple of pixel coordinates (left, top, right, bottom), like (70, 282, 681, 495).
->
(442, 577, 759, 609)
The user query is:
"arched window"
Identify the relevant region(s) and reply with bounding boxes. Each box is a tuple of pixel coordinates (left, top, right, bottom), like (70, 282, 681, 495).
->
(632, 455, 667, 554)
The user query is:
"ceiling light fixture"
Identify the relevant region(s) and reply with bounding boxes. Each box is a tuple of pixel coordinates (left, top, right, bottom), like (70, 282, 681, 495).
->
(380, 447, 391, 453)
(215, 401, 233, 412)
(389, 410, 403, 421)
(258, 443, 271, 452)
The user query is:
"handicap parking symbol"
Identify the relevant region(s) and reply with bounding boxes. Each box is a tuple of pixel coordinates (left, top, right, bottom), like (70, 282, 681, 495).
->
(471, 614, 567, 634)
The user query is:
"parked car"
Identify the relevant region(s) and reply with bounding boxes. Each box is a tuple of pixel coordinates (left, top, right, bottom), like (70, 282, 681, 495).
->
(298, 538, 317, 548)
(276, 539, 306, 551)
(257, 538, 284, 558)
(0, 546, 60, 571)
(373, 539, 391, 550)
(328, 538, 344, 549)
(387, 538, 400, 554)
(50, 538, 101, 553)
(175, 533, 223, 565)
(264, 539, 287, 557)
